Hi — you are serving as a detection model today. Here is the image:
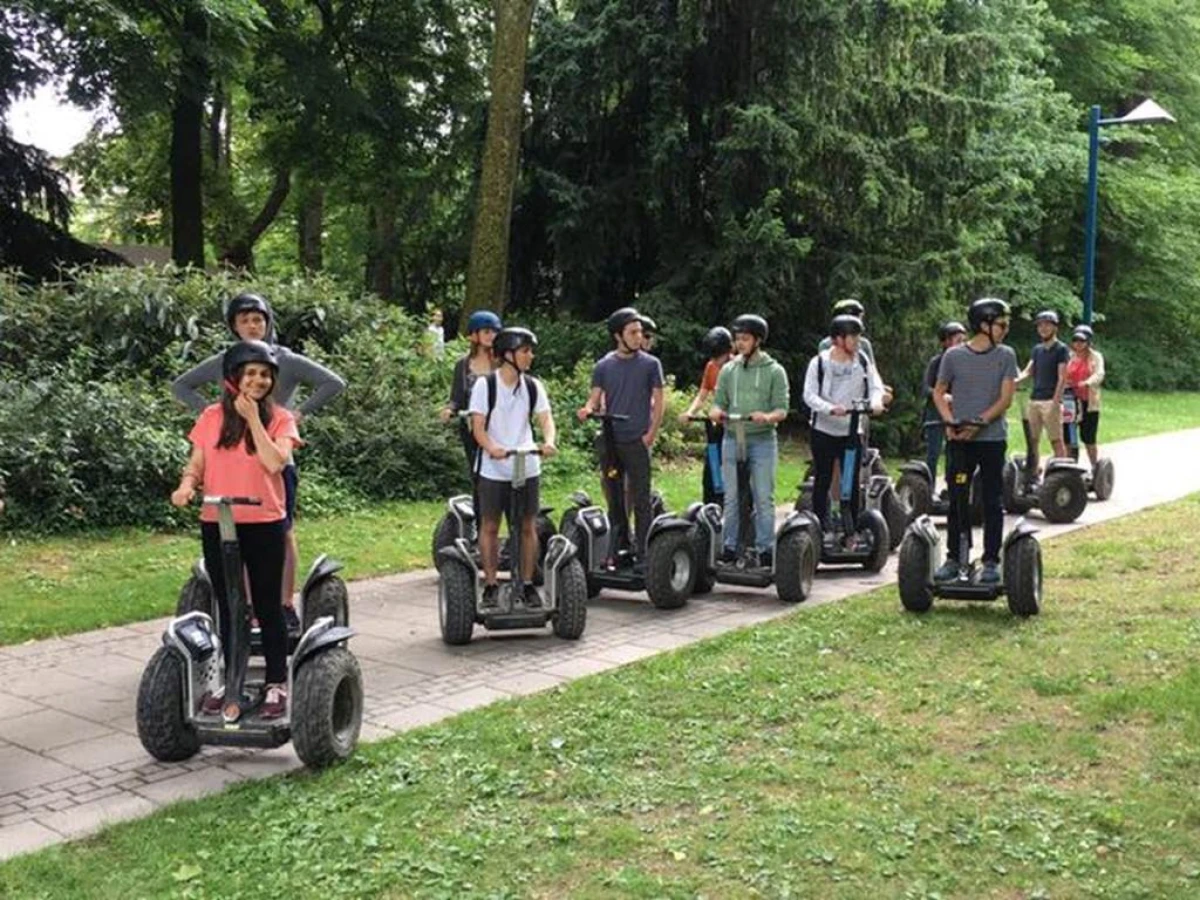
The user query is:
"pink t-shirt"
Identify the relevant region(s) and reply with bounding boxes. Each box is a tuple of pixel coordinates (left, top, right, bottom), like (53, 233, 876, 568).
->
(188, 404, 299, 524)
(1066, 356, 1091, 404)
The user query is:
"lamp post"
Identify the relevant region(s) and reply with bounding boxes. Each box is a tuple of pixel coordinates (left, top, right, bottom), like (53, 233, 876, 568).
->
(1081, 98, 1176, 325)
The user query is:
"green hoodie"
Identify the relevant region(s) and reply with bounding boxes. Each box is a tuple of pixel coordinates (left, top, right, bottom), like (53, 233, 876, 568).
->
(713, 351, 790, 436)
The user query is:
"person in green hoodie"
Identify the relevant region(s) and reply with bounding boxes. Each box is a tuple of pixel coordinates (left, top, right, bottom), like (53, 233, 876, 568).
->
(710, 314, 790, 567)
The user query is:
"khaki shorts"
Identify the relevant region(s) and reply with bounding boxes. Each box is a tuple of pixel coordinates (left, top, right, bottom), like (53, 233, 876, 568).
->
(1026, 399, 1062, 443)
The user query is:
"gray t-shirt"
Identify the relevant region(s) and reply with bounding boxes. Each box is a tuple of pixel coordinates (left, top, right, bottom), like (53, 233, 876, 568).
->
(936, 343, 1019, 442)
(591, 350, 664, 442)
(1029, 340, 1069, 400)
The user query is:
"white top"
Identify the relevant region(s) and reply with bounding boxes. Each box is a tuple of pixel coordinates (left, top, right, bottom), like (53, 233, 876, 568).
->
(468, 374, 551, 482)
(427, 323, 445, 358)
(803, 349, 884, 437)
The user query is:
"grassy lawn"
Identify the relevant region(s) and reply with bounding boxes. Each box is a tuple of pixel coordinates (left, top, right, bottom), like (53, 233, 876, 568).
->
(4, 493, 1200, 897)
(0, 450, 807, 646)
(1003, 389, 1200, 456)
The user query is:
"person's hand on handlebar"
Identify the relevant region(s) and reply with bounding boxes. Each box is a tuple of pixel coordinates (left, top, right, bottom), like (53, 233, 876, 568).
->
(946, 417, 985, 441)
(540, 441, 558, 458)
(439, 406, 453, 424)
(486, 443, 508, 460)
(576, 405, 593, 423)
(171, 484, 194, 508)
(709, 407, 726, 424)
(830, 404, 848, 416)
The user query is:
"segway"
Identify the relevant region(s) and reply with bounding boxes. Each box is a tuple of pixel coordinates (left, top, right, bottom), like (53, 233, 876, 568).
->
(898, 432, 1042, 617)
(431, 411, 558, 578)
(1062, 387, 1114, 500)
(137, 496, 362, 769)
(896, 425, 986, 526)
(437, 448, 588, 644)
(686, 414, 819, 603)
(684, 414, 726, 506)
(1002, 398, 1089, 523)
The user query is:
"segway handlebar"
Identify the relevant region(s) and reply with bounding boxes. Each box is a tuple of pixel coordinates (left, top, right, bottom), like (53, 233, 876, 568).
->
(201, 495, 263, 506)
(502, 448, 544, 458)
(586, 412, 630, 422)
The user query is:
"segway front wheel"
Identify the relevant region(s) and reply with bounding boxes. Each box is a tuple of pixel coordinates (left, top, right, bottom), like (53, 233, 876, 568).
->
(136, 647, 200, 762)
(438, 560, 477, 645)
(689, 525, 716, 595)
(645, 529, 694, 610)
(859, 509, 891, 573)
(175, 573, 213, 618)
(292, 646, 364, 769)
(560, 511, 601, 599)
(1040, 471, 1087, 524)
(303, 575, 349, 631)
(775, 527, 815, 604)
(895, 472, 932, 520)
(1093, 458, 1115, 501)
(880, 485, 909, 551)
(897, 531, 934, 613)
(1004, 535, 1042, 617)
(431, 513, 460, 568)
(553, 558, 588, 640)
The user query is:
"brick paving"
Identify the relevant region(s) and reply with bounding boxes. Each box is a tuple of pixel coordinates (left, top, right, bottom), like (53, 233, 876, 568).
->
(1, 428, 1197, 860)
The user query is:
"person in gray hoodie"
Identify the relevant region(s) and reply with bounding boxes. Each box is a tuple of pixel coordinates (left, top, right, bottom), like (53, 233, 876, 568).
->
(172, 292, 346, 626)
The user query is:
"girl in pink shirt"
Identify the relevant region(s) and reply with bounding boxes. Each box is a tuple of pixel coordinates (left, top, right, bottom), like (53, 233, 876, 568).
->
(171, 341, 299, 719)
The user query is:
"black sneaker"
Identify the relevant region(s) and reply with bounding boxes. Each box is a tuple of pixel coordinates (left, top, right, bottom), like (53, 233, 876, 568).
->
(758, 550, 773, 570)
(481, 583, 500, 608)
(523, 584, 542, 608)
(718, 547, 738, 564)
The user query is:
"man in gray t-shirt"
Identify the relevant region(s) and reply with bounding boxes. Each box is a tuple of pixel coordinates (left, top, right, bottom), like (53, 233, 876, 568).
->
(932, 298, 1018, 583)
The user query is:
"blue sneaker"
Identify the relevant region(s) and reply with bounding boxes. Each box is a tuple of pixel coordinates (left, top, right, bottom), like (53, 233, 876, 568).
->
(979, 562, 1001, 584)
(934, 559, 960, 582)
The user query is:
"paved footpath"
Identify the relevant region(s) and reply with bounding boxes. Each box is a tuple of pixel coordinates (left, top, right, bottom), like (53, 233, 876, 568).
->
(1, 428, 1198, 861)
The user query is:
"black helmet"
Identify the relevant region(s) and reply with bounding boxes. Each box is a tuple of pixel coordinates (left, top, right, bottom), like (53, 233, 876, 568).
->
(1035, 309, 1060, 325)
(731, 314, 768, 342)
(638, 314, 658, 335)
(1071, 324, 1094, 343)
(832, 298, 865, 317)
(938, 321, 968, 341)
(830, 315, 864, 338)
(967, 297, 1011, 332)
(702, 326, 733, 356)
(606, 307, 641, 336)
(225, 292, 273, 336)
(222, 340, 279, 383)
(493, 326, 538, 356)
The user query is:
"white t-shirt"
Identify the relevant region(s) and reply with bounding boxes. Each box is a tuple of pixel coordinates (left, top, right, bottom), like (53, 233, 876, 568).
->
(468, 373, 551, 482)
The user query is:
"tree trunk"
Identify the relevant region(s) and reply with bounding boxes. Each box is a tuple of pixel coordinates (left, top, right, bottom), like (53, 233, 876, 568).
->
(365, 193, 397, 300)
(170, 3, 211, 269)
(218, 167, 292, 270)
(463, 0, 537, 325)
(298, 183, 324, 273)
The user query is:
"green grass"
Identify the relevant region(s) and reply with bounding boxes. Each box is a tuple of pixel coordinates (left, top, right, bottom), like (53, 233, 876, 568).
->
(5, 494, 1200, 898)
(0, 450, 806, 646)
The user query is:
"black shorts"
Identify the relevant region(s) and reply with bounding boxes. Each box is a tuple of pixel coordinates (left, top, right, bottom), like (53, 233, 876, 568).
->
(283, 463, 298, 529)
(1079, 405, 1100, 444)
(478, 475, 540, 525)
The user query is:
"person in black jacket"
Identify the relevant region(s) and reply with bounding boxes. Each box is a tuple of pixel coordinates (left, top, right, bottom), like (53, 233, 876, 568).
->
(921, 321, 967, 486)
(440, 310, 502, 470)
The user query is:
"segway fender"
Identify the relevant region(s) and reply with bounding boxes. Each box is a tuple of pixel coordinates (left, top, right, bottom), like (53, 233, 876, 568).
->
(1044, 459, 1088, 476)
(568, 490, 593, 509)
(684, 501, 704, 522)
(542, 533, 579, 610)
(189, 558, 213, 588)
(905, 515, 942, 585)
(436, 538, 477, 571)
(301, 553, 345, 599)
(900, 461, 932, 484)
(1001, 517, 1039, 554)
(448, 494, 475, 529)
(292, 623, 356, 669)
(780, 509, 820, 542)
(647, 514, 692, 543)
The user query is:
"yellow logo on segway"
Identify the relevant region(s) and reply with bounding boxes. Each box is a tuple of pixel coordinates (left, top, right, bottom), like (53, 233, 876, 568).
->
(954, 473, 968, 485)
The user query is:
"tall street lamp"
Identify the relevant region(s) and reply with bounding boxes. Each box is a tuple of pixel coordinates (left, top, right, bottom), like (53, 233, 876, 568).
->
(1082, 98, 1176, 324)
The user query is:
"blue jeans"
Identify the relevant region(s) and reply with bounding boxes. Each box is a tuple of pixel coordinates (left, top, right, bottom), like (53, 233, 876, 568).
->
(924, 419, 944, 484)
(721, 431, 777, 553)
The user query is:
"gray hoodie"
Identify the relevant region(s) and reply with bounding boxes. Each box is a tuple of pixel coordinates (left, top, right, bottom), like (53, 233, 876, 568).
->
(171, 313, 346, 415)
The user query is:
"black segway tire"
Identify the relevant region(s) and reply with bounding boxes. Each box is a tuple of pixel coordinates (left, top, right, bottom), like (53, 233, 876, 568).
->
(1004, 536, 1042, 617)
(534, 513, 558, 586)
(303, 575, 349, 631)
(136, 647, 201, 762)
(552, 558, 588, 639)
(794, 480, 814, 514)
(775, 528, 815, 604)
(431, 513, 460, 568)
(880, 485, 909, 551)
(438, 560, 476, 645)
(895, 472, 932, 519)
(292, 646, 364, 769)
(897, 532, 934, 613)
(560, 515, 602, 599)
(859, 509, 891, 573)
(1039, 471, 1088, 524)
(689, 525, 716, 595)
(1001, 460, 1021, 513)
(175, 573, 213, 618)
(645, 529, 694, 610)
(1093, 458, 1115, 501)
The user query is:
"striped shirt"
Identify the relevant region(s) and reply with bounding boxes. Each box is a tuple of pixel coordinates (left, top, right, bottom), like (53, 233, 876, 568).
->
(936, 344, 1018, 442)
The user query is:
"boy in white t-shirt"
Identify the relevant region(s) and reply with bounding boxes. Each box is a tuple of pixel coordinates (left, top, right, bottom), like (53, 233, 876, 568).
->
(469, 327, 558, 608)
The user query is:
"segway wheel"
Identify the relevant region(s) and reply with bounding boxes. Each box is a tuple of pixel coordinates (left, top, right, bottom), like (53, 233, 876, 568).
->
(292, 646, 364, 769)
(897, 531, 934, 613)
(560, 513, 601, 599)
(775, 528, 815, 604)
(646, 529, 694, 610)
(1001, 459, 1021, 513)
(858, 509, 891, 573)
(534, 513, 558, 586)
(1004, 536, 1042, 617)
(552, 558, 588, 640)
(650, 490, 667, 521)
(794, 480, 815, 515)
(1039, 471, 1088, 523)
(303, 575, 349, 631)
(880, 485, 909, 551)
(895, 472, 932, 519)
(431, 512, 459, 568)
(690, 525, 716, 595)
(1093, 458, 1115, 501)
(175, 573, 213, 618)
(438, 560, 476, 645)
(136, 647, 200, 762)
